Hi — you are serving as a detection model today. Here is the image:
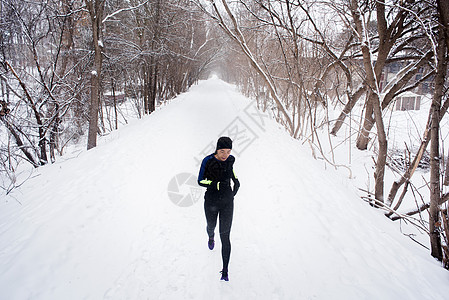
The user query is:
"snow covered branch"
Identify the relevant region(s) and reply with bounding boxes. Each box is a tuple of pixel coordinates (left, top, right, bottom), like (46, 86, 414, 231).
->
(102, 1, 150, 23)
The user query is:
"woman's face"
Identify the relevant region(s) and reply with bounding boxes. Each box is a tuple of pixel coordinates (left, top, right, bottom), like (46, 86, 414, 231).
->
(216, 149, 231, 161)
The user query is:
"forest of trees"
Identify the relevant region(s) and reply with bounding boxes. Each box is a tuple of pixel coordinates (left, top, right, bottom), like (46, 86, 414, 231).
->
(0, 0, 223, 167)
(1, 1, 448, 268)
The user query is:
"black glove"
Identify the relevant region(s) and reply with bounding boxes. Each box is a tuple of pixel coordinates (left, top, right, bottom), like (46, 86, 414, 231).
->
(233, 179, 240, 196)
(211, 180, 230, 191)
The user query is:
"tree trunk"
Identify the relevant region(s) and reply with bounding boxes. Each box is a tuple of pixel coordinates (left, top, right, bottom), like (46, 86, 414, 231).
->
(331, 85, 366, 136)
(87, 66, 101, 150)
(143, 66, 150, 114)
(444, 147, 449, 186)
(148, 0, 160, 114)
(351, 0, 388, 203)
(150, 63, 158, 113)
(439, 0, 449, 188)
(430, 95, 443, 260)
(429, 0, 448, 261)
(48, 0, 74, 161)
(356, 100, 374, 150)
(372, 95, 388, 204)
(85, 0, 104, 150)
(354, 0, 403, 150)
(112, 78, 118, 130)
(38, 127, 48, 164)
(49, 109, 60, 163)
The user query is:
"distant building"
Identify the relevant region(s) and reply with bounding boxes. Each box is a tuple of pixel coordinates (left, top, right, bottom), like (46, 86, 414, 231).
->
(379, 62, 433, 111)
(395, 92, 421, 111)
(104, 93, 126, 106)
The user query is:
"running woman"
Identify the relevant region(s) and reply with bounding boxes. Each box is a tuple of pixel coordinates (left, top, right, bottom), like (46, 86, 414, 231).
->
(197, 136, 240, 281)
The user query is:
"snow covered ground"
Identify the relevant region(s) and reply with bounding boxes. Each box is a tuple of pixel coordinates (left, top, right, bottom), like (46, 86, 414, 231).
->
(0, 77, 448, 299)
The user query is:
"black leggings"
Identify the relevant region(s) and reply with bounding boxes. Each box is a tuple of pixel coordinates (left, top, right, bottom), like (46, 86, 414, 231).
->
(204, 199, 234, 272)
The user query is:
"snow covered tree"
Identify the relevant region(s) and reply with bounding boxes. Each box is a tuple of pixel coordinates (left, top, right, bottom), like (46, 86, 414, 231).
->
(429, 0, 449, 262)
(0, 0, 219, 170)
(0, 0, 84, 166)
(84, 0, 105, 150)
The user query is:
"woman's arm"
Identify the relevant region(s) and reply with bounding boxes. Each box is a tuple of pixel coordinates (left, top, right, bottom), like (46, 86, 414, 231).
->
(231, 169, 240, 196)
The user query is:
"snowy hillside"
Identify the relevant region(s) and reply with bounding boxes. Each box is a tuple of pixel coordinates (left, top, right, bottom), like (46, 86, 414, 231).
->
(0, 77, 448, 299)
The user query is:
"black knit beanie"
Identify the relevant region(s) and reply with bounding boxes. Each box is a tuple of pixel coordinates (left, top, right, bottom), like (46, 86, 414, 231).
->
(216, 136, 232, 151)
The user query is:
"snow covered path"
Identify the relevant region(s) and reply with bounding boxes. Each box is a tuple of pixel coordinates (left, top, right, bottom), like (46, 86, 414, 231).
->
(1, 78, 448, 299)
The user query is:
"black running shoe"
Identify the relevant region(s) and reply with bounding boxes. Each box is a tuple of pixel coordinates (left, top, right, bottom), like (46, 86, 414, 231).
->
(208, 238, 215, 250)
(220, 270, 229, 281)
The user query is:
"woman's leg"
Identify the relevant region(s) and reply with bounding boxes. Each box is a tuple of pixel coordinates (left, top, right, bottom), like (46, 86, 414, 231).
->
(219, 200, 234, 272)
(204, 201, 219, 239)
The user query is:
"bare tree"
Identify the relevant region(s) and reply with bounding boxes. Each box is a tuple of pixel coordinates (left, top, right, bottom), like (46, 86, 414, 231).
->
(347, 0, 388, 203)
(84, 0, 105, 150)
(428, 0, 448, 262)
(0, 0, 216, 193)
(0, 0, 83, 166)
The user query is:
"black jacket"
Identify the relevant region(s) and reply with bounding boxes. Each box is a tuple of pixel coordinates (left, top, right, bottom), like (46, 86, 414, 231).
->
(198, 153, 240, 202)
